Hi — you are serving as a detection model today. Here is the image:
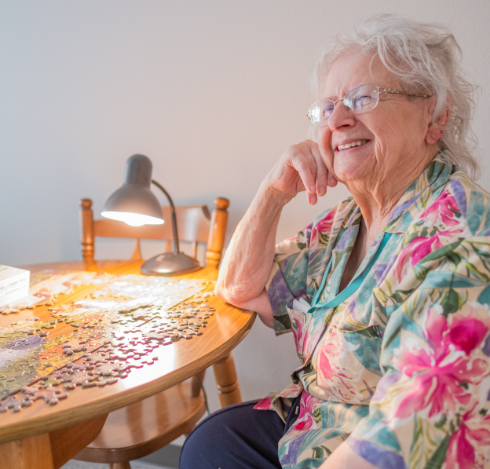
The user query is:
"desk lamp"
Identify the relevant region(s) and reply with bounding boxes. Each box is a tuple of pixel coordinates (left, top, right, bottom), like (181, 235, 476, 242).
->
(101, 154, 201, 276)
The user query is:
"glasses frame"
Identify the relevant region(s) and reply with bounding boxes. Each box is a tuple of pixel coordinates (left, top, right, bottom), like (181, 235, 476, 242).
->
(306, 84, 432, 127)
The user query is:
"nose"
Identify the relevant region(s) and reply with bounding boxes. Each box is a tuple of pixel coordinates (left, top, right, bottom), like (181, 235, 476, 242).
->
(327, 100, 356, 131)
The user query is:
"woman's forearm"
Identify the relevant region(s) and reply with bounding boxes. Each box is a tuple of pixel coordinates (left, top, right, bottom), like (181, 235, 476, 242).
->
(215, 182, 289, 323)
(216, 140, 332, 327)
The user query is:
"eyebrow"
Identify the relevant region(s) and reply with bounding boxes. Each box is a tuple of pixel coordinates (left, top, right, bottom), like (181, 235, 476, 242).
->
(322, 83, 385, 102)
(322, 87, 354, 101)
(322, 90, 342, 101)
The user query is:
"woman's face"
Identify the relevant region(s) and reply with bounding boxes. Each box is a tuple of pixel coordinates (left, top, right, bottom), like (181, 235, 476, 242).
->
(317, 51, 435, 188)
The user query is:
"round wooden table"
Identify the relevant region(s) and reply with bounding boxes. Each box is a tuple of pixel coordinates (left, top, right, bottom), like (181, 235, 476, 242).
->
(0, 261, 255, 469)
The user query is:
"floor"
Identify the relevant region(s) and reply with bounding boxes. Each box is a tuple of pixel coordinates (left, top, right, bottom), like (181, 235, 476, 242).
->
(60, 440, 182, 469)
(61, 461, 172, 469)
(60, 442, 182, 469)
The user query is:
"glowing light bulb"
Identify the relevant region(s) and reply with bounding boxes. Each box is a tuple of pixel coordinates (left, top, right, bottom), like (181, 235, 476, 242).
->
(101, 211, 164, 226)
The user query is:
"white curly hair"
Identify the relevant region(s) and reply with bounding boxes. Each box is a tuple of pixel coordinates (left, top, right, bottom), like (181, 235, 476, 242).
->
(312, 14, 480, 178)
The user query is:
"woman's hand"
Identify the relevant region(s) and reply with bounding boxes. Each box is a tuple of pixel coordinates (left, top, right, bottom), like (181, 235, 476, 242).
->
(264, 140, 337, 205)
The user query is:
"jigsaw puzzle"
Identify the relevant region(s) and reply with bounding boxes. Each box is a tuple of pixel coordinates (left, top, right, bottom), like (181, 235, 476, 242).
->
(0, 272, 215, 413)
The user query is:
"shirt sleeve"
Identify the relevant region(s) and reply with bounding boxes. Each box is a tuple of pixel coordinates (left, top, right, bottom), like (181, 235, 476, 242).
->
(348, 236, 490, 469)
(266, 222, 312, 335)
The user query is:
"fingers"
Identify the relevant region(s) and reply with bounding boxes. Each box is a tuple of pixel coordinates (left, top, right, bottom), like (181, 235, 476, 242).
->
(310, 145, 328, 196)
(291, 155, 318, 205)
(290, 142, 327, 206)
(270, 140, 337, 205)
(309, 140, 338, 190)
(294, 155, 317, 195)
(307, 192, 318, 205)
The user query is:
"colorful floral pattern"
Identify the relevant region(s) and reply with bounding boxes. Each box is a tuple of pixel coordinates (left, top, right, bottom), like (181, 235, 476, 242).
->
(258, 154, 490, 468)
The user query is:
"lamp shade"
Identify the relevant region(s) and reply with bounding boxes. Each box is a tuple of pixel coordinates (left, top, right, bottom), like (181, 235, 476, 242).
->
(101, 154, 164, 226)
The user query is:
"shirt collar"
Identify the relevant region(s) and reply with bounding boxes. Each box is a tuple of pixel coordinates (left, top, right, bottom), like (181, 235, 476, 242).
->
(384, 152, 453, 234)
(320, 152, 453, 250)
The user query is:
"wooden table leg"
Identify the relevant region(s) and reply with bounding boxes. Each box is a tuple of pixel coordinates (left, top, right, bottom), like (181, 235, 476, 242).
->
(111, 463, 131, 469)
(50, 413, 108, 468)
(212, 353, 242, 407)
(0, 413, 107, 469)
(0, 433, 55, 469)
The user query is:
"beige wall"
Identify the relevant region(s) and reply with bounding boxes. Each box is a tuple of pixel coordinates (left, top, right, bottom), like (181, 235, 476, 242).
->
(1, 0, 490, 416)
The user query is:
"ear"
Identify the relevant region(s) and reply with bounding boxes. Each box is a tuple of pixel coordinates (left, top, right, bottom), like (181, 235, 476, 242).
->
(426, 95, 452, 145)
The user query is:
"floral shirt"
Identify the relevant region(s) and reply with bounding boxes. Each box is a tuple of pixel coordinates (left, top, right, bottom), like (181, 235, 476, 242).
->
(256, 153, 490, 469)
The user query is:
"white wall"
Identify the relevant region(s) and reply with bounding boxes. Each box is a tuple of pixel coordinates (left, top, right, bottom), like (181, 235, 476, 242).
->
(1, 0, 490, 417)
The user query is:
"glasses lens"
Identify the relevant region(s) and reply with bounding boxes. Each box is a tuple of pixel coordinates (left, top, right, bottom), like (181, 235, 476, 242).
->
(308, 100, 335, 127)
(346, 85, 379, 114)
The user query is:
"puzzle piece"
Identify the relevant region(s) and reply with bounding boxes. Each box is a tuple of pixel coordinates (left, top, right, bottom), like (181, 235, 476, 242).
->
(0, 385, 68, 412)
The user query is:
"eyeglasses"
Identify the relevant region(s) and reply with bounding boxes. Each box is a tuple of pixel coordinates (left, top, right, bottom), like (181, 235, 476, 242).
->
(306, 84, 432, 127)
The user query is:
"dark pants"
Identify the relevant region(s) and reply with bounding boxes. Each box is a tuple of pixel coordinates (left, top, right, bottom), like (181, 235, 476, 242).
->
(180, 396, 301, 469)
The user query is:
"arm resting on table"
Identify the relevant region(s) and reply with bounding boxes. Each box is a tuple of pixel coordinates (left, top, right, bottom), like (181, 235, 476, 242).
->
(216, 183, 287, 328)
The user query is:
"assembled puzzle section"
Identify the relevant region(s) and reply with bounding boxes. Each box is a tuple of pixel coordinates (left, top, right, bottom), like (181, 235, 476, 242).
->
(0, 272, 216, 413)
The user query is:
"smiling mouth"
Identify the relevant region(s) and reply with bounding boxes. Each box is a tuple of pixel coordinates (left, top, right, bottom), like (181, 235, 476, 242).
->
(336, 140, 369, 152)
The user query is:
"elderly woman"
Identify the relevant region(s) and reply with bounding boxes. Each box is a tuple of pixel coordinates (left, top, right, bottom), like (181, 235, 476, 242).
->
(180, 14, 490, 469)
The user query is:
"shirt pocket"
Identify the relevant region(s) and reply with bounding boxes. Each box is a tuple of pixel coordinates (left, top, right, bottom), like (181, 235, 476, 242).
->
(330, 305, 384, 372)
(314, 323, 383, 404)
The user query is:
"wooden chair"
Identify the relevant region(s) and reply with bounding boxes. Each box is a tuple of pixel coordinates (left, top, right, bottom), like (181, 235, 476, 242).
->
(75, 197, 241, 469)
(79, 197, 230, 268)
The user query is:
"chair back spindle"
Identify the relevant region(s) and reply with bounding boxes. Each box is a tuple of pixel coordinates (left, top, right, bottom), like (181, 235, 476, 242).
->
(80, 199, 95, 263)
(206, 198, 229, 269)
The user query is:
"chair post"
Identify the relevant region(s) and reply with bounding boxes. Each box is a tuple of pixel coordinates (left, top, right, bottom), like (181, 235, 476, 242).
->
(131, 240, 143, 261)
(190, 369, 206, 398)
(80, 199, 95, 263)
(205, 197, 229, 269)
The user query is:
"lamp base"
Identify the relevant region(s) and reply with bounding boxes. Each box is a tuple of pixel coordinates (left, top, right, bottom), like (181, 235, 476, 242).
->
(140, 252, 202, 276)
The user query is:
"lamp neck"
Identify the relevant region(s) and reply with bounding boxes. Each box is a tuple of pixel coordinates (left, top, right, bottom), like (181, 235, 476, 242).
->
(151, 179, 180, 254)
